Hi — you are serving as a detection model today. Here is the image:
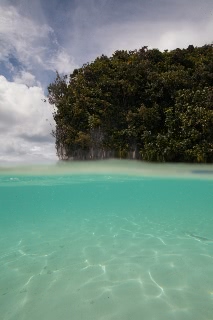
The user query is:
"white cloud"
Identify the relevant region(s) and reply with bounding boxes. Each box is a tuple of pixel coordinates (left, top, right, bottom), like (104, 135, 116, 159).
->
(157, 19, 213, 51)
(0, 4, 75, 162)
(0, 5, 52, 66)
(49, 49, 76, 74)
(0, 75, 57, 163)
(0, 5, 76, 77)
(13, 71, 40, 87)
(0, 0, 212, 164)
(94, 17, 213, 55)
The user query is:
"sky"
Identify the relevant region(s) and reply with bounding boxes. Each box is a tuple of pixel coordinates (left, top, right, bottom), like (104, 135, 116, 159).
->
(0, 0, 212, 163)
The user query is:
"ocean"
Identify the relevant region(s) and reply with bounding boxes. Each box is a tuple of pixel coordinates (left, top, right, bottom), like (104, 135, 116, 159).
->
(0, 160, 213, 320)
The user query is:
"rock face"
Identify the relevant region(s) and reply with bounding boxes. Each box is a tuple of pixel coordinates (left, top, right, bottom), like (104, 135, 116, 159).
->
(57, 128, 140, 160)
(58, 147, 139, 160)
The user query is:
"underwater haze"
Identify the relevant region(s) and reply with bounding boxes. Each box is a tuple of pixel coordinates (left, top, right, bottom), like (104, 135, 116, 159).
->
(0, 160, 213, 320)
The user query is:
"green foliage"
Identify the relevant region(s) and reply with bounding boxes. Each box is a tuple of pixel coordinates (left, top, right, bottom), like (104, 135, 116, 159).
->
(48, 44, 213, 162)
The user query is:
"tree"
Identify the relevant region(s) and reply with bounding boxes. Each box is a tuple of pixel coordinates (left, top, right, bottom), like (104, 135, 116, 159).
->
(48, 44, 213, 162)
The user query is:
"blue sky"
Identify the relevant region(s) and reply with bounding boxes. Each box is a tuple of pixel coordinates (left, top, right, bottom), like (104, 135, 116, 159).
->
(0, 0, 212, 163)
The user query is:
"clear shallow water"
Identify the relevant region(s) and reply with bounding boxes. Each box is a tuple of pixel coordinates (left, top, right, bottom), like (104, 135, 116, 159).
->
(0, 161, 213, 320)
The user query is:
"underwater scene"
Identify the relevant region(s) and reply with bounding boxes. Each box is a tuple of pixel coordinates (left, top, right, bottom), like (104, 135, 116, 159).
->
(0, 160, 213, 320)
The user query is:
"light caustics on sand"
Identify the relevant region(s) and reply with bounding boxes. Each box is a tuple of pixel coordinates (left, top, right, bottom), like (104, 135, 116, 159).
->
(0, 163, 213, 320)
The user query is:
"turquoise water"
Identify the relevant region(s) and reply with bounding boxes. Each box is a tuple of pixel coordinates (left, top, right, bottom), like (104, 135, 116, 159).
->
(0, 161, 213, 320)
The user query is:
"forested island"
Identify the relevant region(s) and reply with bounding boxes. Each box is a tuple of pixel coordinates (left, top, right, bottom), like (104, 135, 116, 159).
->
(48, 44, 213, 162)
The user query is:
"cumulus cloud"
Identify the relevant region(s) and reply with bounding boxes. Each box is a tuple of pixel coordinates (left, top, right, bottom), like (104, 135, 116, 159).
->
(0, 75, 57, 163)
(0, 0, 212, 163)
(0, 3, 76, 162)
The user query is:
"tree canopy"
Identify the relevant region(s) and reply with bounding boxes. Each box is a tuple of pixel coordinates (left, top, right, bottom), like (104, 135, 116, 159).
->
(48, 44, 213, 162)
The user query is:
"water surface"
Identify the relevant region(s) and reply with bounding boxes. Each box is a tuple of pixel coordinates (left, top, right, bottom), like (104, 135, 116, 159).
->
(0, 161, 213, 320)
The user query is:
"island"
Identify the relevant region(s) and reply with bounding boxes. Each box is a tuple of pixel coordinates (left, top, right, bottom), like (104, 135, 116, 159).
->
(48, 44, 213, 162)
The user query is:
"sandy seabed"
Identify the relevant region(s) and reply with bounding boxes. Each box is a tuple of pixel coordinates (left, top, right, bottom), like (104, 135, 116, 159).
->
(0, 166, 213, 320)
